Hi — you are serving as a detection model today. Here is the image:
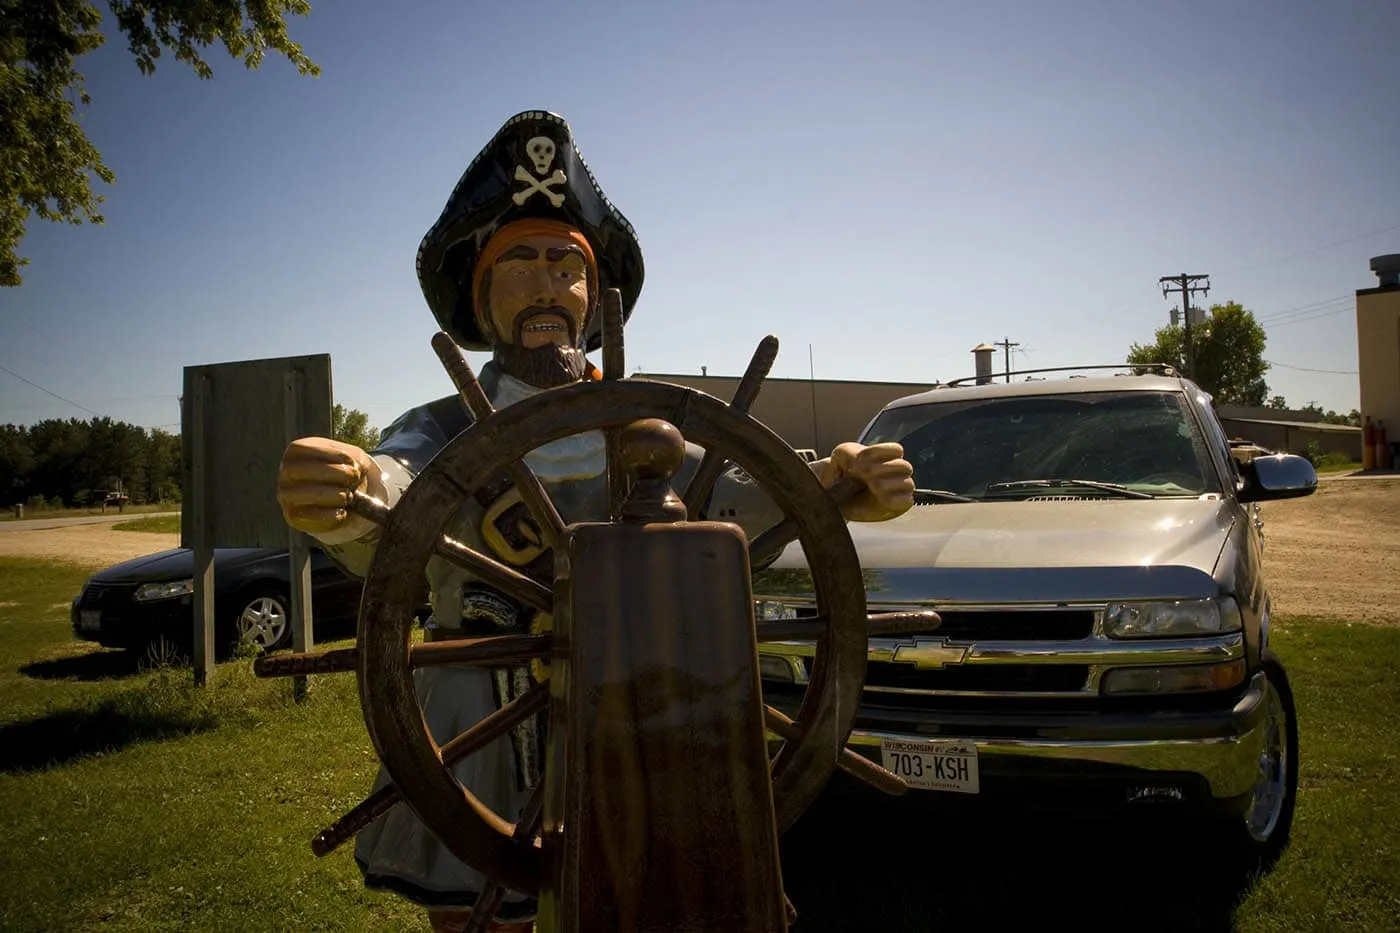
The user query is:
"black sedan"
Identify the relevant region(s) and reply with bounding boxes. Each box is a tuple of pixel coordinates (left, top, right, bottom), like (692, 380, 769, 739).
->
(70, 546, 369, 660)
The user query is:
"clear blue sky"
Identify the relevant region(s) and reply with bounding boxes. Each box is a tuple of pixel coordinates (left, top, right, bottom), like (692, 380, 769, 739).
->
(3, 0, 1397, 435)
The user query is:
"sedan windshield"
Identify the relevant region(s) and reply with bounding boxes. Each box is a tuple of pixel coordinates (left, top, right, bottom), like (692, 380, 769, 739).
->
(861, 390, 1220, 500)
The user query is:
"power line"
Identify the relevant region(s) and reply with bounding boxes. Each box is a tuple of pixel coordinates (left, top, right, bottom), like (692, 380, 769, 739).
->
(1215, 222, 1400, 276)
(0, 363, 103, 417)
(1256, 293, 1353, 324)
(1264, 307, 1351, 329)
(1266, 360, 1358, 375)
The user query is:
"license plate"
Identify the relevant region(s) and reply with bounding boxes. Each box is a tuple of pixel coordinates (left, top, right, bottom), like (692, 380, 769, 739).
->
(880, 738, 980, 794)
(79, 610, 101, 632)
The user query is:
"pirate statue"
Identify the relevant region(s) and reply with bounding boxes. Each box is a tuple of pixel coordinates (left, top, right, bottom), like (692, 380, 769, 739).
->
(274, 110, 914, 932)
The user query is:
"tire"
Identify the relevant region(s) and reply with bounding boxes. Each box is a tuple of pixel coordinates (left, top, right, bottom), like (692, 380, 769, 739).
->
(1220, 649, 1298, 875)
(231, 586, 292, 654)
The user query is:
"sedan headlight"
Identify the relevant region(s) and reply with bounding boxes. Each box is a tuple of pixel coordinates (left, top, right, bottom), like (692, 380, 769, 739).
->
(1102, 597, 1242, 638)
(134, 579, 195, 602)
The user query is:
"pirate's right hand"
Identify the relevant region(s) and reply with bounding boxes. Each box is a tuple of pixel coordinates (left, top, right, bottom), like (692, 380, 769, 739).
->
(276, 437, 388, 540)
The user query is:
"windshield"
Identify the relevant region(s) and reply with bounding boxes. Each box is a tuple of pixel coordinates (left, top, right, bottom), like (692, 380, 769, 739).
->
(861, 390, 1220, 500)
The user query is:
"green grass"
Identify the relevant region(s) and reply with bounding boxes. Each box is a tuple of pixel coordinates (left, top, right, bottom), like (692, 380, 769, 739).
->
(1314, 458, 1363, 474)
(1, 558, 1397, 931)
(0, 503, 178, 522)
(0, 558, 424, 931)
(110, 514, 182, 534)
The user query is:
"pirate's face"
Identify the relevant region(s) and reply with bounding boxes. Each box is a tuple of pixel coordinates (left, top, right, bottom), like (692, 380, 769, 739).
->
(486, 232, 590, 350)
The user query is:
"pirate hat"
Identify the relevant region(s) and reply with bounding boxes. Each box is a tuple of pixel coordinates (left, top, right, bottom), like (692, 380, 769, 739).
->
(416, 110, 644, 351)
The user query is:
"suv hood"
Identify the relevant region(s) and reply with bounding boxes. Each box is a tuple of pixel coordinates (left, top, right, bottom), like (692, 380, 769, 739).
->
(761, 498, 1236, 605)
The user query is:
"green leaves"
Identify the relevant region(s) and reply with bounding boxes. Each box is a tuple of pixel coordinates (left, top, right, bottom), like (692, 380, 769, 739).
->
(1127, 301, 1271, 406)
(330, 404, 380, 452)
(107, 1, 320, 79)
(0, 1, 319, 287)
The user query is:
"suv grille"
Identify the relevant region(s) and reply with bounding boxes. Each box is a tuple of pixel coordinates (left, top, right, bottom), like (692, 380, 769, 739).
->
(932, 610, 1094, 641)
(865, 662, 1090, 694)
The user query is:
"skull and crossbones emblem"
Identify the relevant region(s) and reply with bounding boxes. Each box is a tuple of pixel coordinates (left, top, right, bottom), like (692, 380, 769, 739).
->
(513, 165, 566, 207)
(513, 135, 566, 207)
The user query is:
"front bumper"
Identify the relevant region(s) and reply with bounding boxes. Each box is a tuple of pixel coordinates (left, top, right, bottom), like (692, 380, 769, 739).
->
(769, 671, 1269, 808)
(70, 584, 195, 650)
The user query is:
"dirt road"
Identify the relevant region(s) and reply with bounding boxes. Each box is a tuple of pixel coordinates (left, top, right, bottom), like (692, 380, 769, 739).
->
(1257, 475, 1400, 625)
(0, 518, 179, 569)
(3, 480, 1397, 623)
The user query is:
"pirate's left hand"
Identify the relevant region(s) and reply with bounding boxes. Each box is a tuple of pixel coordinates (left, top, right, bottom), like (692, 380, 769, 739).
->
(813, 442, 915, 522)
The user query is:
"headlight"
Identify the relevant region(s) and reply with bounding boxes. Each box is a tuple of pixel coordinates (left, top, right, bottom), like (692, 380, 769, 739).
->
(754, 600, 799, 622)
(1102, 597, 1242, 638)
(134, 579, 195, 602)
(758, 655, 803, 682)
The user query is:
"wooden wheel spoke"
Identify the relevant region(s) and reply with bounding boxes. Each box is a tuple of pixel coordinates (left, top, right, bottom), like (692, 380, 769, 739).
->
(411, 633, 553, 668)
(350, 491, 548, 595)
(254, 645, 358, 677)
(429, 531, 553, 614)
(748, 476, 863, 568)
(763, 705, 906, 796)
(462, 780, 549, 933)
(431, 332, 566, 547)
(683, 335, 780, 520)
(310, 682, 549, 857)
(601, 288, 629, 520)
(254, 633, 553, 679)
(755, 610, 941, 643)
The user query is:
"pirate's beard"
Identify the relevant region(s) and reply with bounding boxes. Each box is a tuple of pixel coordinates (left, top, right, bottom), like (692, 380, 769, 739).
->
(492, 308, 590, 388)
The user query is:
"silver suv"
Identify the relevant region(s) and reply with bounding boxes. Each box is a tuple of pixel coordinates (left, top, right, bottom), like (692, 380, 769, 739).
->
(756, 368, 1317, 870)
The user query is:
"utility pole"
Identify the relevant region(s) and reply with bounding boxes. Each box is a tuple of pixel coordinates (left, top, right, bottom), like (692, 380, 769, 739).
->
(1159, 273, 1209, 379)
(994, 337, 1020, 383)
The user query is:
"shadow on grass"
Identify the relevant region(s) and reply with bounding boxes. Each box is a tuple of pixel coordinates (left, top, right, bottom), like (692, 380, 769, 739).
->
(0, 681, 218, 773)
(18, 648, 147, 682)
(780, 781, 1264, 932)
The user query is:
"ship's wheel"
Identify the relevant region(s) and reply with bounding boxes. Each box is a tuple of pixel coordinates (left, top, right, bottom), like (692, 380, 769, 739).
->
(255, 290, 934, 929)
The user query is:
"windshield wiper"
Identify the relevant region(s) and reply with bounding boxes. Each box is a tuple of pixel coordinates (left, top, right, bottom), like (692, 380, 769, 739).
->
(983, 479, 1154, 500)
(914, 488, 976, 504)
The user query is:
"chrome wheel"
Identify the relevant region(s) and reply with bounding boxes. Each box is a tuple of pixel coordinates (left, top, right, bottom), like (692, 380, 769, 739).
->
(1245, 675, 1289, 843)
(237, 595, 289, 650)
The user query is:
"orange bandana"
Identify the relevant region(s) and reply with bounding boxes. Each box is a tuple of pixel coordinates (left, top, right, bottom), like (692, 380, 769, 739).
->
(470, 219, 598, 342)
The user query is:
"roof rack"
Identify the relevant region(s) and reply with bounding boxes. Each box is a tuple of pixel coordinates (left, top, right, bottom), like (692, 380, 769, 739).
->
(942, 363, 1179, 388)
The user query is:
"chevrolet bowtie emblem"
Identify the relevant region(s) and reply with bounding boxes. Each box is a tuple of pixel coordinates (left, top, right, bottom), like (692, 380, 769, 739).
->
(876, 638, 971, 669)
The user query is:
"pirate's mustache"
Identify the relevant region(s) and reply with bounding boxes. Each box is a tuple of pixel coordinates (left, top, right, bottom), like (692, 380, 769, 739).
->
(511, 307, 580, 345)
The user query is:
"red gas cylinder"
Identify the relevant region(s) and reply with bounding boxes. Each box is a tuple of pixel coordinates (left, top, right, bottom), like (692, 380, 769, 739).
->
(1363, 415, 1376, 470)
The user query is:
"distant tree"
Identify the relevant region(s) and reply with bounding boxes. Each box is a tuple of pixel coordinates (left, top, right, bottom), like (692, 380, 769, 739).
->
(0, 424, 36, 502)
(331, 404, 380, 452)
(1267, 395, 1288, 410)
(1302, 402, 1361, 427)
(2, 416, 183, 506)
(1127, 301, 1270, 405)
(1, 1, 319, 287)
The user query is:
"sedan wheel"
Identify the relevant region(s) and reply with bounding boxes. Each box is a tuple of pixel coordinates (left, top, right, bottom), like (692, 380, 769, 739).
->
(236, 593, 290, 652)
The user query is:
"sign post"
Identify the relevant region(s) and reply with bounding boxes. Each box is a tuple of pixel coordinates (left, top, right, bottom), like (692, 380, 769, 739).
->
(181, 354, 332, 689)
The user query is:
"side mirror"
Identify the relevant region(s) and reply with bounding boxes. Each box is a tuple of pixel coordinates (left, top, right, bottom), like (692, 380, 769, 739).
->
(1237, 453, 1318, 502)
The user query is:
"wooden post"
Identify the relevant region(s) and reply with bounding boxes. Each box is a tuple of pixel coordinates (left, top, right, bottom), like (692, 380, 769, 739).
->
(190, 374, 217, 686)
(181, 354, 332, 688)
(285, 369, 314, 702)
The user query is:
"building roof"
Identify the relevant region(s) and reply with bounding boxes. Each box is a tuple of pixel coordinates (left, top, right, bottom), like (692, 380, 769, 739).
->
(1219, 416, 1361, 434)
